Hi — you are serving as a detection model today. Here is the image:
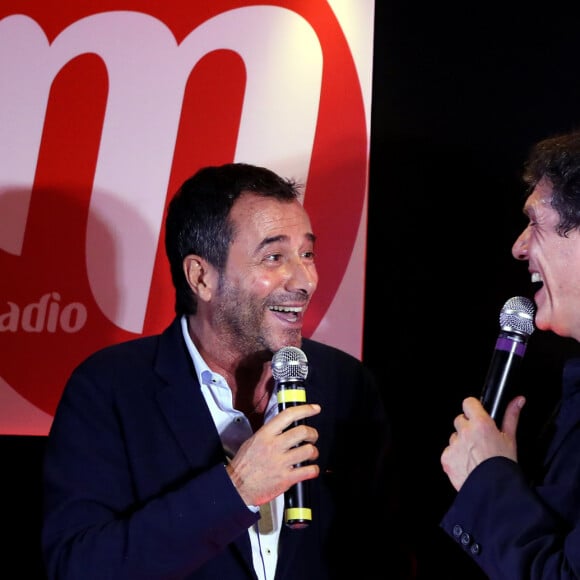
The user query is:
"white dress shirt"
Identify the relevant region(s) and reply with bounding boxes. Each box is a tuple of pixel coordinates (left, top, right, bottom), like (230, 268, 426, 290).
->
(180, 316, 283, 580)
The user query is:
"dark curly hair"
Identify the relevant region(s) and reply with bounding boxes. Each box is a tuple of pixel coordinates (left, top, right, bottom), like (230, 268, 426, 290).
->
(523, 130, 580, 236)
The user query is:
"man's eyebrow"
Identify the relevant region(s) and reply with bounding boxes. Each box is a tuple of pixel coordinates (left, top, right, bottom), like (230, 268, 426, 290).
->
(256, 232, 316, 252)
(257, 234, 287, 252)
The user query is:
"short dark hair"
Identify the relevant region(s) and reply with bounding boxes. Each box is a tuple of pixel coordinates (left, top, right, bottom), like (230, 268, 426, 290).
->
(523, 130, 580, 236)
(165, 162, 302, 315)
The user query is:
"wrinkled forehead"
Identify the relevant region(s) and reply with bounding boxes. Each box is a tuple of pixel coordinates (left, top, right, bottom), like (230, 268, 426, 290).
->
(231, 192, 310, 225)
(229, 193, 314, 244)
(523, 177, 553, 216)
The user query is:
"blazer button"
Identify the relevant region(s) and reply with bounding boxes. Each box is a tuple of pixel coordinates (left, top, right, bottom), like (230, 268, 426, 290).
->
(460, 532, 472, 546)
(470, 543, 481, 556)
(452, 524, 463, 539)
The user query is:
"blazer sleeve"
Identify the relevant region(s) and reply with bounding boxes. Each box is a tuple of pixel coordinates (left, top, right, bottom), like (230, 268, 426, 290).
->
(440, 456, 580, 579)
(42, 350, 258, 580)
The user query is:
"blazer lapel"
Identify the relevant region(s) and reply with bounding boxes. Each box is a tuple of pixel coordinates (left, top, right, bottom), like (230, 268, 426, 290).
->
(151, 318, 256, 574)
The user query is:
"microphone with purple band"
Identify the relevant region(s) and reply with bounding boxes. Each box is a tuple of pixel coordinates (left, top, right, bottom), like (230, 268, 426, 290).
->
(271, 346, 311, 529)
(480, 296, 536, 424)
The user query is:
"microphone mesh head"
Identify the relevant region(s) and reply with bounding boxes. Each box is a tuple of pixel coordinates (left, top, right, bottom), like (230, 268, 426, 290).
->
(271, 346, 308, 382)
(499, 296, 536, 337)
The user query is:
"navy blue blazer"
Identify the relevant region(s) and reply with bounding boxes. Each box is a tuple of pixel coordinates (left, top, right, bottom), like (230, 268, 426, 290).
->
(440, 358, 580, 578)
(42, 317, 406, 579)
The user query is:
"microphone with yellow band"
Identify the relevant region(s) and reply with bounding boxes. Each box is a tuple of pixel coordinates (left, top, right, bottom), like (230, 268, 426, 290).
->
(271, 346, 311, 529)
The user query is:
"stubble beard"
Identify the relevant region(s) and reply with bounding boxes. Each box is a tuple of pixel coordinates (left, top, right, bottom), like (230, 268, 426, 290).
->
(214, 277, 302, 356)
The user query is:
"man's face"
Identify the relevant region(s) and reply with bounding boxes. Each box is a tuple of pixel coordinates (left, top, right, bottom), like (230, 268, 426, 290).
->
(512, 177, 580, 339)
(212, 192, 318, 355)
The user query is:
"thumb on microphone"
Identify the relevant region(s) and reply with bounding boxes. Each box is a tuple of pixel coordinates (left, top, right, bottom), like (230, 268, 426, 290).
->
(500, 395, 526, 438)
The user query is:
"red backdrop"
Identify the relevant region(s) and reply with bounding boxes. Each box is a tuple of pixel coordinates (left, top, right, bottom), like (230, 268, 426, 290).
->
(0, 0, 374, 434)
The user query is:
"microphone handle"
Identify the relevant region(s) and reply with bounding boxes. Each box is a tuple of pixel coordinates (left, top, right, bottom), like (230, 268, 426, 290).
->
(480, 331, 527, 424)
(276, 380, 311, 529)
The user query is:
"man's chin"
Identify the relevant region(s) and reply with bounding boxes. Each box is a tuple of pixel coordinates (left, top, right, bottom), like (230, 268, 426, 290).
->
(271, 333, 302, 352)
(533, 310, 553, 334)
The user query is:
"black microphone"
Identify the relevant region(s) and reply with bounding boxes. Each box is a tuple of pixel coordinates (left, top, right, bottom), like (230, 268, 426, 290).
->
(480, 296, 536, 424)
(271, 346, 311, 529)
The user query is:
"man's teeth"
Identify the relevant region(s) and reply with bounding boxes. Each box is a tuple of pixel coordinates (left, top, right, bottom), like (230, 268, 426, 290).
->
(269, 306, 302, 313)
(531, 272, 543, 283)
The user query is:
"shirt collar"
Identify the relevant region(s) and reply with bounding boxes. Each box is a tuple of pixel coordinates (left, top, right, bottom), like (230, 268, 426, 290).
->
(179, 314, 223, 388)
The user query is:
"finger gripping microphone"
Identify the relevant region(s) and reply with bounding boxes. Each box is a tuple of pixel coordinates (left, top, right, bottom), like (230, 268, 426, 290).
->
(271, 346, 311, 529)
(480, 296, 536, 424)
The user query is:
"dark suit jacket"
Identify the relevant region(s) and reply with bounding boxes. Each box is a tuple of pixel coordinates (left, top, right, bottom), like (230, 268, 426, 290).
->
(440, 358, 580, 579)
(42, 317, 408, 579)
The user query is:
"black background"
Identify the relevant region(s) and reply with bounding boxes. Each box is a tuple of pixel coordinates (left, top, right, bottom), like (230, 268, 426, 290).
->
(5, 3, 580, 578)
(363, 2, 580, 578)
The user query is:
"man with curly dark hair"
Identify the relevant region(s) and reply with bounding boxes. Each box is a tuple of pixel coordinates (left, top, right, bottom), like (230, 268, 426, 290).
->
(441, 130, 580, 579)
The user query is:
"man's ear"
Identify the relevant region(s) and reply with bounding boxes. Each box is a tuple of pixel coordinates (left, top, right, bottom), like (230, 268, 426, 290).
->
(183, 255, 216, 302)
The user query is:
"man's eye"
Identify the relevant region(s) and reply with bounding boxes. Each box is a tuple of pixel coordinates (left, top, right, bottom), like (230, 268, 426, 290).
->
(302, 251, 315, 260)
(265, 253, 282, 262)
